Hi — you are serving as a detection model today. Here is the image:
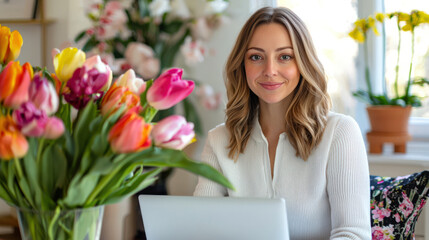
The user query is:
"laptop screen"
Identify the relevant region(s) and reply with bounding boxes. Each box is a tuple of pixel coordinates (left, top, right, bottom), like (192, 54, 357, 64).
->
(138, 195, 289, 240)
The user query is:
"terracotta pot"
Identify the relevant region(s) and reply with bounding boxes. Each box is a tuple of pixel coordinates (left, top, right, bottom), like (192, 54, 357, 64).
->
(366, 106, 412, 154)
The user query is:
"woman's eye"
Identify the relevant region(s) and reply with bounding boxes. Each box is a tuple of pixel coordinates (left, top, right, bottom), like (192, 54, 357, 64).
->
(249, 55, 262, 61)
(280, 55, 292, 61)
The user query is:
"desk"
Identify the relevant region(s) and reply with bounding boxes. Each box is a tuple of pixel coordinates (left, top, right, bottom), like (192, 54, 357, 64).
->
(368, 141, 429, 240)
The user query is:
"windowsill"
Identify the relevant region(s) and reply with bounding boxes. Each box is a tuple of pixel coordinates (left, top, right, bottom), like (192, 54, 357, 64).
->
(367, 141, 429, 167)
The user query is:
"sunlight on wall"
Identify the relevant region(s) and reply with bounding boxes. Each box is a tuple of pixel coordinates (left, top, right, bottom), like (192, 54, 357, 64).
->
(277, 0, 358, 115)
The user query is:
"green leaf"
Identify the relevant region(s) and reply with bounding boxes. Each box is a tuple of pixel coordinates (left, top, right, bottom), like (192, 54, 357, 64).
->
(39, 144, 68, 195)
(61, 173, 100, 208)
(102, 168, 162, 205)
(74, 30, 87, 43)
(161, 20, 184, 34)
(125, 147, 234, 190)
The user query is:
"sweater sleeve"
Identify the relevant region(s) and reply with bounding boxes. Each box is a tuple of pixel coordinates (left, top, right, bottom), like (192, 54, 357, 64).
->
(327, 116, 372, 240)
(193, 131, 228, 197)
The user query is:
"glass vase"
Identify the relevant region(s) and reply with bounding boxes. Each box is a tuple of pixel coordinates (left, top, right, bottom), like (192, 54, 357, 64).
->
(16, 205, 104, 240)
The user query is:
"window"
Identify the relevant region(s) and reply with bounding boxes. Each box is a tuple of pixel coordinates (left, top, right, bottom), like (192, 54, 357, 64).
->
(277, 0, 358, 116)
(384, 1, 429, 118)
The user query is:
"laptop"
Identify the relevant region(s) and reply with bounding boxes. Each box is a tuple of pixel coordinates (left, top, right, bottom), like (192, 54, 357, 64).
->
(138, 195, 290, 240)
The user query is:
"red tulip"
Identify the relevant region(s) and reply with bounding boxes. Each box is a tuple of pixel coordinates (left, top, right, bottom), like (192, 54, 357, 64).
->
(0, 116, 28, 160)
(108, 110, 152, 153)
(0, 61, 33, 109)
(100, 83, 140, 116)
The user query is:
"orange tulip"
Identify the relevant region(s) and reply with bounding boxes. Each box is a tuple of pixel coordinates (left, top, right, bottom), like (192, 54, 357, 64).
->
(100, 83, 140, 116)
(0, 25, 23, 65)
(0, 116, 28, 160)
(0, 61, 33, 109)
(108, 110, 152, 153)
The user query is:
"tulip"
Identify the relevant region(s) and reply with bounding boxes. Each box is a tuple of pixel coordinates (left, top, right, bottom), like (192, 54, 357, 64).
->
(108, 110, 152, 153)
(0, 116, 28, 160)
(152, 115, 195, 150)
(53, 47, 86, 83)
(43, 117, 65, 139)
(0, 61, 33, 109)
(13, 102, 48, 137)
(116, 69, 146, 94)
(0, 25, 23, 65)
(83, 55, 113, 91)
(147, 68, 194, 110)
(64, 65, 109, 109)
(100, 83, 140, 116)
(29, 75, 59, 115)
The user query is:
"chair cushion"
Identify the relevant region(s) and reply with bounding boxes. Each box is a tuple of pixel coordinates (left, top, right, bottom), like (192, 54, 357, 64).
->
(370, 170, 429, 240)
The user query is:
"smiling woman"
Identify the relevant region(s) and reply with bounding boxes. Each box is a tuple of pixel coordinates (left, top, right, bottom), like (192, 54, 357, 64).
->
(244, 23, 300, 105)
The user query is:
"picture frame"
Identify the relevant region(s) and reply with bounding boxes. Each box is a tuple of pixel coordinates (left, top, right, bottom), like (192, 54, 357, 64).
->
(0, 0, 37, 20)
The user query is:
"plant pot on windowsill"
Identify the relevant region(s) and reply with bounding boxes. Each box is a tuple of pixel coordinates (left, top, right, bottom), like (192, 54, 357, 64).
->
(366, 105, 412, 154)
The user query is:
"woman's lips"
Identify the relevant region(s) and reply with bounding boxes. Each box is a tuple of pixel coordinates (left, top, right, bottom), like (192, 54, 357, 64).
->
(259, 82, 284, 90)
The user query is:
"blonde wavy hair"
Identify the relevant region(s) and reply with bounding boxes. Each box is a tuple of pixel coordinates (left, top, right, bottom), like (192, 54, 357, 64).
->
(224, 7, 331, 161)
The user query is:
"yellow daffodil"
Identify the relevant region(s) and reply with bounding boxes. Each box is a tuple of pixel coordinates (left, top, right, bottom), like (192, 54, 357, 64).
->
(0, 25, 23, 66)
(375, 13, 385, 22)
(53, 47, 86, 83)
(367, 17, 380, 36)
(348, 27, 365, 43)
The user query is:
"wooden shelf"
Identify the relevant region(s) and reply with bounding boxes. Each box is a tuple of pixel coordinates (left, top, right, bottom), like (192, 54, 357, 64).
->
(0, 0, 53, 66)
(0, 19, 54, 25)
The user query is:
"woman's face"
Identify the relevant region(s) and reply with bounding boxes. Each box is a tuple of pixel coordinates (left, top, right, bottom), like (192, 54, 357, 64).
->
(244, 23, 300, 105)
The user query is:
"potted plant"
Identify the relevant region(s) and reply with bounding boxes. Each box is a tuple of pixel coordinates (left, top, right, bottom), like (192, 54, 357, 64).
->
(348, 10, 429, 153)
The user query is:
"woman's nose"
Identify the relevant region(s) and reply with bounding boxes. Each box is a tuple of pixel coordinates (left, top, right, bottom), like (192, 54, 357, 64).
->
(263, 58, 277, 77)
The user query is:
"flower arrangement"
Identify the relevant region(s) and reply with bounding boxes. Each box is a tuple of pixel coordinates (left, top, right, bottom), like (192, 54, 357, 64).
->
(0, 24, 232, 239)
(349, 10, 429, 106)
(75, 0, 229, 134)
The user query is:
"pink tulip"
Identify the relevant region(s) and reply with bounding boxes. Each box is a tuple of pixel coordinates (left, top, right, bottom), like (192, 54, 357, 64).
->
(147, 68, 194, 110)
(29, 75, 59, 116)
(83, 55, 113, 91)
(13, 102, 48, 137)
(108, 110, 152, 153)
(116, 69, 146, 94)
(152, 115, 195, 150)
(43, 117, 64, 139)
(64, 65, 109, 109)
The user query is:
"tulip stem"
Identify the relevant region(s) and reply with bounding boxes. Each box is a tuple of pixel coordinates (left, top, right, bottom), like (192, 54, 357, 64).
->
(36, 138, 46, 167)
(14, 158, 23, 179)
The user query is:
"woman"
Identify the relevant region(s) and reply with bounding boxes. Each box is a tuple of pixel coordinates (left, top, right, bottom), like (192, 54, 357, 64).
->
(194, 7, 371, 239)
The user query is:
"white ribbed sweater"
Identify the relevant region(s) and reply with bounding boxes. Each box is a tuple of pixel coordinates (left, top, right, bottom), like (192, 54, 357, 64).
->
(194, 112, 371, 240)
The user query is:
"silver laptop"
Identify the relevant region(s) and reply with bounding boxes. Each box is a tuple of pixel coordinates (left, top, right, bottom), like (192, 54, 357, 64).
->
(138, 195, 290, 240)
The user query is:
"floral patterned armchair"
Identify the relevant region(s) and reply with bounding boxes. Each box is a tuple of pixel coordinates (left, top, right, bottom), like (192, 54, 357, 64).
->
(370, 170, 429, 239)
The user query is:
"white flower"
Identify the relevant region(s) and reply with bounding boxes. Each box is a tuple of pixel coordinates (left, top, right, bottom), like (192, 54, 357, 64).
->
(205, 0, 229, 15)
(196, 84, 221, 110)
(125, 42, 160, 79)
(180, 36, 205, 66)
(149, 0, 171, 17)
(170, 0, 191, 19)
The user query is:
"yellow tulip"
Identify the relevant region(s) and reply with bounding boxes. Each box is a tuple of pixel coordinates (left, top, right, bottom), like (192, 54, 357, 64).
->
(53, 47, 86, 83)
(0, 25, 23, 65)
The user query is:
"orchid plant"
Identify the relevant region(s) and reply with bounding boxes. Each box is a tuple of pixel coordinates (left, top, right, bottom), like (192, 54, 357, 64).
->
(75, 0, 228, 134)
(0, 24, 232, 239)
(349, 10, 429, 106)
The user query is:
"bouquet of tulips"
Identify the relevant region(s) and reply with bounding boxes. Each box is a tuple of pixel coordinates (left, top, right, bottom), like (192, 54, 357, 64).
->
(0, 24, 232, 240)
